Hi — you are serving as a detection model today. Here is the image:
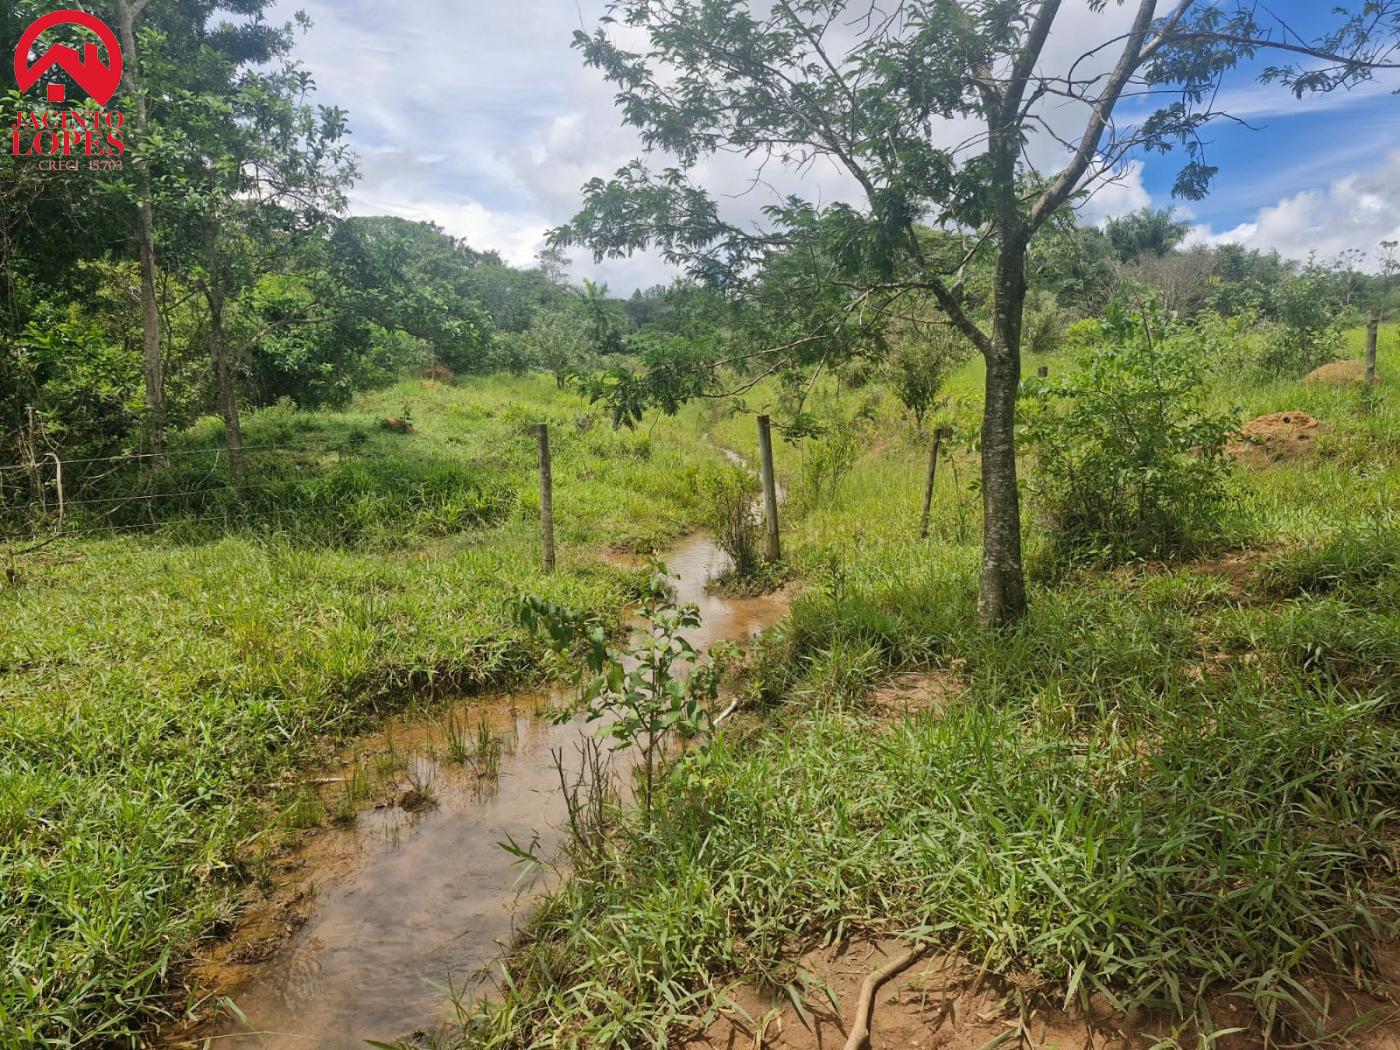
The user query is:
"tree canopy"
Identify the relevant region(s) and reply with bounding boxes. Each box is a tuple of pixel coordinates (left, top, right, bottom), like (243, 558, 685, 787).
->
(553, 0, 1400, 622)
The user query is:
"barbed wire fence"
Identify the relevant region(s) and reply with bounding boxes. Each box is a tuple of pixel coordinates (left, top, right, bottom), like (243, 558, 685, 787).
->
(0, 443, 328, 553)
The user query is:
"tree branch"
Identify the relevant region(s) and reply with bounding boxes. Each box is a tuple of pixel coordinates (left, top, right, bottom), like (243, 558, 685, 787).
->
(1028, 0, 1159, 232)
(1004, 0, 1064, 121)
(1160, 30, 1400, 70)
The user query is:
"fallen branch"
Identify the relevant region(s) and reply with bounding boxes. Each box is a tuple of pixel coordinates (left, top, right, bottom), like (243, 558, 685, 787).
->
(842, 944, 929, 1050)
(712, 698, 740, 726)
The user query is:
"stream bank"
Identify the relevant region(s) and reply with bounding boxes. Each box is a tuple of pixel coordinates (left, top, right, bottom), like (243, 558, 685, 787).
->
(175, 531, 791, 1049)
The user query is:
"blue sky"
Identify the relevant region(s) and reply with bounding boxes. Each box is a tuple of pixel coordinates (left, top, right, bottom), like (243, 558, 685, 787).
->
(269, 0, 1400, 291)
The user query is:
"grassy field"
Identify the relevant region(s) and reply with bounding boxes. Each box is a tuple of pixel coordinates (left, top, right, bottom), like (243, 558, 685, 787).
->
(0, 376, 722, 1046)
(5, 326, 1398, 1047)
(467, 329, 1400, 1047)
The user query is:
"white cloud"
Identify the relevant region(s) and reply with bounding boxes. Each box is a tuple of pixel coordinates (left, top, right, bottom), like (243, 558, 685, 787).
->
(1187, 150, 1400, 268)
(272, 0, 1392, 290)
(1078, 162, 1153, 225)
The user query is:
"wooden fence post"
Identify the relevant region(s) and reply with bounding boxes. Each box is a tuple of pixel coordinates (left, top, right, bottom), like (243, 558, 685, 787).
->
(46, 453, 63, 530)
(1365, 314, 1380, 389)
(1036, 365, 1049, 378)
(919, 427, 947, 539)
(756, 414, 781, 561)
(535, 423, 555, 572)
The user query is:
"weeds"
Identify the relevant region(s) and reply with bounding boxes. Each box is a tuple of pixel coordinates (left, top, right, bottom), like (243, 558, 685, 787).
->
(699, 463, 763, 579)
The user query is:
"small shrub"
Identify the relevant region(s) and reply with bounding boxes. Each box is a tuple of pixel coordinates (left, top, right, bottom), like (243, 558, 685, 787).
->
(1022, 298, 1240, 567)
(1022, 290, 1066, 356)
(882, 327, 966, 430)
(517, 563, 721, 828)
(1259, 267, 1343, 377)
(699, 463, 762, 578)
(1062, 316, 1105, 352)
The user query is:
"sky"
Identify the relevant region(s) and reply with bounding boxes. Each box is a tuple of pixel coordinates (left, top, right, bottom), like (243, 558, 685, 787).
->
(267, 0, 1400, 292)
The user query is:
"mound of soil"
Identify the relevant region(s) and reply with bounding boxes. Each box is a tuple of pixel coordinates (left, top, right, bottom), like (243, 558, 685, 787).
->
(867, 669, 964, 721)
(1228, 412, 1324, 468)
(1303, 360, 1379, 386)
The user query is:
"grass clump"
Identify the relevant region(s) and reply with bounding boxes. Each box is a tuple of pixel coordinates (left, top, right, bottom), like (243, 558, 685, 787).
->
(699, 463, 763, 580)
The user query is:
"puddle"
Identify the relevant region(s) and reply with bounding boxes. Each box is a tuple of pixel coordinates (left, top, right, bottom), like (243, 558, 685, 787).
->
(183, 532, 789, 1049)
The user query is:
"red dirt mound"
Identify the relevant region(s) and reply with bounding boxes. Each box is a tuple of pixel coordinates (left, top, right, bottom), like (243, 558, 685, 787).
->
(1303, 360, 1380, 386)
(378, 416, 414, 434)
(1228, 412, 1324, 468)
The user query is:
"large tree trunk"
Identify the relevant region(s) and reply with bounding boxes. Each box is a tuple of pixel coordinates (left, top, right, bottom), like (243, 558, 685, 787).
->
(114, 1, 165, 455)
(978, 227, 1029, 626)
(204, 224, 245, 487)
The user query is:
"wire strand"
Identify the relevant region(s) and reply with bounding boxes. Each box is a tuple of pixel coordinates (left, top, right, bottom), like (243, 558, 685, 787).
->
(0, 507, 320, 544)
(0, 444, 304, 471)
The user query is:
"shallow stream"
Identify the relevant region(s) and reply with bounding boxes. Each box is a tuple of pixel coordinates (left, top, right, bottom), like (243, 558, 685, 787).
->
(192, 532, 789, 1048)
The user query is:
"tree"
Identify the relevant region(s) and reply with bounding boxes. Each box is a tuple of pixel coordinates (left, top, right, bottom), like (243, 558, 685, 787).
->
(329, 216, 495, 372)
(553, 0, 1400, 624)
(525, 303, 592, 388)
(170, 54, 354, 483)
(462, 261, 562, 332)
(577, 278, 627, 354)
(113, 0, 167, 454)
(1104, 206, 1191, 262)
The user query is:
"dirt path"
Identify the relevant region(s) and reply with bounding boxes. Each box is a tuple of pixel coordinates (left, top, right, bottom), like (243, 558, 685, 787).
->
(692, 937, 1400, 1050)
(169, 533, 790, 1049)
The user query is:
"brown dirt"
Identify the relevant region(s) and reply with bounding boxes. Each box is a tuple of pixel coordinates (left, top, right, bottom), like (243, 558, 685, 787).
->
(691, 937, 1400, 1050)
(1182, 543, 1299, 600)
(866, 669, 965, 722)
(378, 416, 415, 434)
(1228, 412, 1325, 468)
(1304, 360, 1380, 387)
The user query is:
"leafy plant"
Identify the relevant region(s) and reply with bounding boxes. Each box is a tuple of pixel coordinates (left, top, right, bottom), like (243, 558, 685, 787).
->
(517, 562, 721, 828)
(881, 327, 963, 430)
(792, 403, 872, 508)
(1022, 298, 1240, 567)
(700, 463, 763, 578)
(1261, 265, 1344, 377)
(1022, 290, 1067, 356)
(1062, 316, 1105, 353)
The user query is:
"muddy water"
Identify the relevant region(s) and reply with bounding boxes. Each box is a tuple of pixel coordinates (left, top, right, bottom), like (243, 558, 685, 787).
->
(193, 533, 788, 1049)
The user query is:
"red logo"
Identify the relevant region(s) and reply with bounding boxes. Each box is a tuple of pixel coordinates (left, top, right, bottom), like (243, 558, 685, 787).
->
(15, 10, 123, 106)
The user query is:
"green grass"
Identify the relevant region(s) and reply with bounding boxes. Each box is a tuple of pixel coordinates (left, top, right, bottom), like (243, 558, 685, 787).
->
(0, 375, 720, 1046)
(464, 329, 1400, 1048)
(7, 324, 1399, 1047)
